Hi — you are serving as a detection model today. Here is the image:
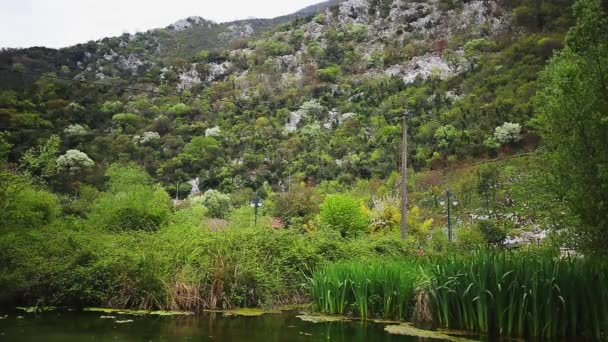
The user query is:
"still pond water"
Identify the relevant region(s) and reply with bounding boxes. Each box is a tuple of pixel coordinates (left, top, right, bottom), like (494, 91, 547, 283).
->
(0, 310, 456, 342)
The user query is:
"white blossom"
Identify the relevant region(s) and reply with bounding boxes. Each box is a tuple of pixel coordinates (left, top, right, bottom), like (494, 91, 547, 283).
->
(205, 126, 221, 137)
(64, 124, 87, 136)
(494, 122, 522, 144)
(56, 150, 94, 174)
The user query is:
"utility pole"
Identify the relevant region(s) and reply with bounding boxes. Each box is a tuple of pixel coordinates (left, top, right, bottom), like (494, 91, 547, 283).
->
(440, 190, 457, 242)
(447, 190, 452, 242)
(254, 190, 259, 226)
(251, 189, 263, 226)
(400, 114, 408, 240)
(175, 181, 179, 201)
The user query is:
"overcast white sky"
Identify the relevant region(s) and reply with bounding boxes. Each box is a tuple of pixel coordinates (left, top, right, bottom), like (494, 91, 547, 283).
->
(0, 0, 323, 49)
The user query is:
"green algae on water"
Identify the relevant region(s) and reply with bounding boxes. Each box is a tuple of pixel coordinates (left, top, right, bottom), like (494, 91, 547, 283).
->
(296, 314, 350, 323)
(207, 308, 282, 317)
(384, 323, 477, 342)
(16, 306, 56, 313)
(84, 307, 193, 316)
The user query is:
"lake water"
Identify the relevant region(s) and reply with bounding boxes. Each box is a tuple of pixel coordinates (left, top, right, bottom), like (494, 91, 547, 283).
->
(0, 310, 453, 342)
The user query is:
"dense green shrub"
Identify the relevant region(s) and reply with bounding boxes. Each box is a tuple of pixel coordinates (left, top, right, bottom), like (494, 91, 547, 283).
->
(478, 220, 506, 245)
(319, 194, 370, 238)
(0, 173, 60, 230)
(88, 164, 171, 231)
(537, 0, 608, 253)
(454, 224, 485, 248)
(0, 202, 420, 310)
(89, 185, 171, 231)
(199, 189, 231, 218)
(271, 184, 322, 228)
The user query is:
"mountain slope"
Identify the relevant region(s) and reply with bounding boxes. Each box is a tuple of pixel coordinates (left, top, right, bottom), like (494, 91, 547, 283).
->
(0, 1, 343, 83)
(0, 0, 575, 194)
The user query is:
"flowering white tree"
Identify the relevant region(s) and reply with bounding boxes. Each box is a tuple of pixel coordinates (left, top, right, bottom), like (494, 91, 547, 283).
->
(205, 126, 221, 137)
(133, 131, 160, 145)
(494, 122, 522, 144)
(63, 124, 88, 137)
(56, 150, 94, 174)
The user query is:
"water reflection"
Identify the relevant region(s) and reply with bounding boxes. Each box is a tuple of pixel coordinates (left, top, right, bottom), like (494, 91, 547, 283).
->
(0, 310, 433, 342)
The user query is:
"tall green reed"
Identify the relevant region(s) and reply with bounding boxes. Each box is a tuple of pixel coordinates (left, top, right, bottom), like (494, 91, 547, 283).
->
(310, 260, 422, 320)
(425, 249, 608, 340)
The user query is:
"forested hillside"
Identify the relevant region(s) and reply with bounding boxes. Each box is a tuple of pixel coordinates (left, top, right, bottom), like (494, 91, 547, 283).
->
(1, 0, 574, 196)
(1, 0, 608, 327)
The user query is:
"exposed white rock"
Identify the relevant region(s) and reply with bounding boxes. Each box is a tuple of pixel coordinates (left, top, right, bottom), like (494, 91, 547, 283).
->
(285, 110, 304, 132)
(118, 54, 144, 74)
(410, 7, 443, 31)
(168, 16, 205, 31)
(225, 23, 255, 38)
(103, 49, 118, 61)
(275, 55, 299, 73)
(230, 48, 254, 58)
(338, 0, 370, 23)
(301, 22, 325, 40)
(394, 54, 456, 84)
(324, 110, 356, 129)
(445, 91, 463, 101)
(207, 62, 231, 82)
(177, 65, 202, 91)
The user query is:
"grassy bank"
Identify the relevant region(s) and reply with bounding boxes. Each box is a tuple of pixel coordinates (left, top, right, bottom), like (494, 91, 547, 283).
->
(0, 211, 418, 311)
(310, 250, 608, 340)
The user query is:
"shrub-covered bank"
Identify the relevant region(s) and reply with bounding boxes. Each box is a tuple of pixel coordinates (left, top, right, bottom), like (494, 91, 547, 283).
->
(310, 250, 608, 340)
(0, 214, 417, 311)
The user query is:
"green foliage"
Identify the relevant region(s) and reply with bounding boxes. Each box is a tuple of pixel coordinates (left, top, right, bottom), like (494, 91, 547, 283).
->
(434, 125, 463, 155)
(20, 134, 60, 179)
(0, 205, 420, 310)
(89, 164, 171, 231)
(311, 260, 421, 320)
(476, 164, 500, 212)
(111, 112, 143, 131)
(200, 189, 231, 218)
(0, 133, 11, 164)
(168, 103, 191, 115)
(427, 249, 608, 339)
(477, 220, 506, 245)
(537, 0, 608, 253)
(271, 184, 322, 228)
(318, 64, 341, 82)
(100, 101, 123, 114)
(257, 40, 291, 57)
(0, 173, 60, 230)
(454, 225, 485, 248)
(319, 194, 370, 238)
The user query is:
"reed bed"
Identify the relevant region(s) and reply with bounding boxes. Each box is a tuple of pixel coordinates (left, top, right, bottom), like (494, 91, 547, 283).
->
(310, 261, 422, 320)
(426, 250, 608, 340)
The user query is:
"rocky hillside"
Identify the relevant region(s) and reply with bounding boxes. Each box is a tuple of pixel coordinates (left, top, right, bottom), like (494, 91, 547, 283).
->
(0, 0, 575, 193)
(0, 1, 340, 80)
